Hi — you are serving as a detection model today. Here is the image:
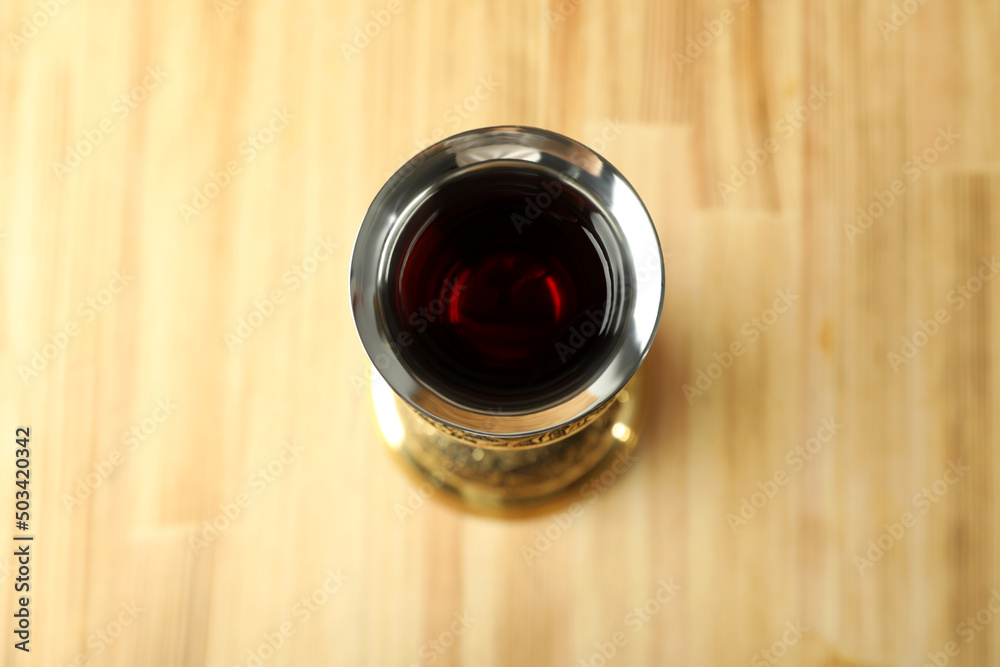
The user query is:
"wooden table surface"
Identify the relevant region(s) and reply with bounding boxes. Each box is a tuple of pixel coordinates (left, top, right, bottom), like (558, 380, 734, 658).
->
(2, 0, 999, 665)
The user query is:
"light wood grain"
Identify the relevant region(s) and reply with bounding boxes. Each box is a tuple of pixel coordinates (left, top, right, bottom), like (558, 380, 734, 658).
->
(2, 0, 999, 665)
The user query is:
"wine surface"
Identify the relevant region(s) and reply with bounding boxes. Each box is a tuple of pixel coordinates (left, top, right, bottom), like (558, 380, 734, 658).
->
(385, 164, 623, 411)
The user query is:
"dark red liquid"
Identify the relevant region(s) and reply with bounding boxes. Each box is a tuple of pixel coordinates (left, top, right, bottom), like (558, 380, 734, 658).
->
(385, 165, 622, 411)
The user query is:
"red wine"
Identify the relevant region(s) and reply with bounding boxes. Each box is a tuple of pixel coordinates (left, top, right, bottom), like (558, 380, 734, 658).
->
(385, 165, 624, 411)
